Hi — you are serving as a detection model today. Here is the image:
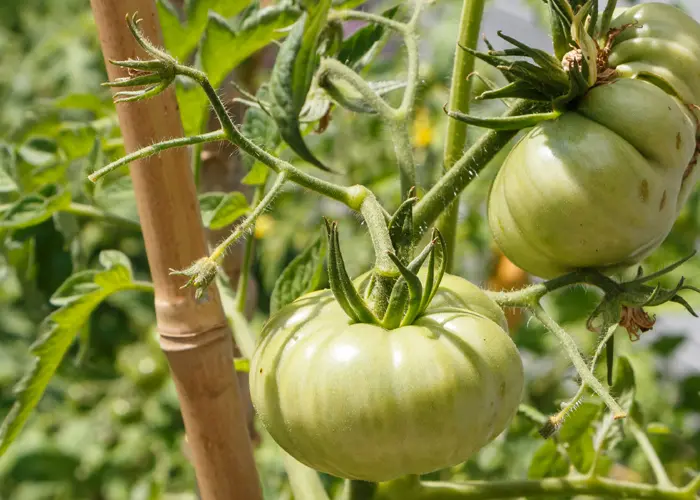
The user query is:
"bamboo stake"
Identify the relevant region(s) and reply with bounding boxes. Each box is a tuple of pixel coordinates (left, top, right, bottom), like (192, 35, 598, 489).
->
(89, 1, 263, 498)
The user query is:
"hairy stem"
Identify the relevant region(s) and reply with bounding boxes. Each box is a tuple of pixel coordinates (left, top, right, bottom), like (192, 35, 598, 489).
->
(628, 418, 674, 488)
(390, 118, 417, 200)
(235, 183, 266, 314)
(210, 173, 288, 263)
(436, 0, 487, 270)
(530, 303, 626, 419)
(360, 191, 398, 316)
(88, 129, 226, 182)
(414, 100, 542, 243)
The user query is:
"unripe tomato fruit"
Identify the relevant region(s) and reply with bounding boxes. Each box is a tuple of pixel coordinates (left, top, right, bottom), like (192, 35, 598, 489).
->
(250, 273, 523, 482)
(489, 78, 698, 279)
(609, 3, 700, 111)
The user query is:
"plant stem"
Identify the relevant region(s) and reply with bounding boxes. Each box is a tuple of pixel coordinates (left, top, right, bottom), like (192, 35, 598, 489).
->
(435, 0, 488, 270)
(414, 100, 542, 243)
(390, 118, 416, 200)
(281, 452, 330, 500)
(180, 65, 365, 210)
(235, 183, 266, 314)
(210, 173, 288, 263)
(360, 190, 398, 316)
(389, 476, 692, 500)
(627, 418, 674, 488)
(88, 129, 226, 182)
(529, 303, 627, 419)
(328, 9, 407, 34)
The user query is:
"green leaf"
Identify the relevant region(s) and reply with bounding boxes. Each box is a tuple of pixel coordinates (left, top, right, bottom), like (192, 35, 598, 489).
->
(49, 271, 100, 307)
(199, 191, 250, 229)
(268, 0, 332, 171)
(337, 6, 398, 69)
(201, 5, 300, 89)
(0, 185, 71, 230)
(528, 439, 569, 479)
(18, 137, 60, 168)
(158, 0, 252, 61)
(242, 162, 270, 186)
(270, 230, 327, 314)
(558, 402, 600, 443)
(611, 355, 636, 412)
(240, 84, 280, 186)
(567, 429, 596, 473)
(0, 144, 18, 193)
(0, 250, 140, 457)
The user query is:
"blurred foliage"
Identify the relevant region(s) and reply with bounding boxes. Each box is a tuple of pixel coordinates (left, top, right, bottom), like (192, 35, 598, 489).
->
(0, 0, 699, 499)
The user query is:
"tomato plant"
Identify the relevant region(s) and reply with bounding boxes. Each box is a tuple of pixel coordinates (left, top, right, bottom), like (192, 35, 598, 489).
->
(1, 0, 700, 499)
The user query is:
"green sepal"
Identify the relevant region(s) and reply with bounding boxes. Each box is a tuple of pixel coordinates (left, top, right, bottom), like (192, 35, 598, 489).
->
(444, 106, 561, 131)
(381, 239, 434, 329)
(388, 189, 416, 266)
(550, 0, 572, 61)
(476, 80, 551, 102)
(386, 253, 423, 328)
(587, 0, 599, 38)
(419, 229, 447, 314)
(324, 219, 380, 324)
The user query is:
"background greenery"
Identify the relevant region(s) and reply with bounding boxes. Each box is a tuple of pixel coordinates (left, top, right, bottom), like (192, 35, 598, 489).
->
(1, 0, 699, 499)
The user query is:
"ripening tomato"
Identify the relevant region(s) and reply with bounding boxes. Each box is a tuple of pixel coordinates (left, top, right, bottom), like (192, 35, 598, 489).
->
(249, 273, 523, 481)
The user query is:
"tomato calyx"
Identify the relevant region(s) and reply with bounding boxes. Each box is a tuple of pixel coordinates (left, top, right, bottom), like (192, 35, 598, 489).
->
(324, 209, 448, 329)
(103, 13, 177, 103)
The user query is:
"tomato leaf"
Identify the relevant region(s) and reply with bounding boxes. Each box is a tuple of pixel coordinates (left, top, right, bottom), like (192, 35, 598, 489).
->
(0, 185, 71, 230)
(270, 230, 327, 314)
(158, 0, 252, 61)
(528, 439, 569, 478)
(567, 429, 596, 473)
(558, 402, 600, 443)
(337, 6, 398, 69)
(0, 251, 143, 457)
(201, 5, 300, 89)
(0, 144, 19, 193)
(267, 0, 332, 171)
(198, 191, 250, 230)
(240, 85, 280, 186)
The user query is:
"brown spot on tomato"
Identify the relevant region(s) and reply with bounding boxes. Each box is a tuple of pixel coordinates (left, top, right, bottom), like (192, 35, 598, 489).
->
(639, 179, 649, 202)
(660, 190, 667, 211)
(677, 132, 682, 150)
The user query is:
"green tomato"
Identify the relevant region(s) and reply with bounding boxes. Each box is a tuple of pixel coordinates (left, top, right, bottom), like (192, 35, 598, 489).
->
(250, 273, 523, 482)
(488, 77, 698, 279)
(609, 3, 700, 110)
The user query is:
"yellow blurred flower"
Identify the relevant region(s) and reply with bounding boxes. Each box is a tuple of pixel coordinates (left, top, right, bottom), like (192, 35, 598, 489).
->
(255, 214, 275, 239)
(412, 106, 434, 148)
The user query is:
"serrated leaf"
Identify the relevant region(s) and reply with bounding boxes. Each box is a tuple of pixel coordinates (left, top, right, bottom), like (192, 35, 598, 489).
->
(50, 271, 101, 306)
(199, 191, 250, 229)
(0, 186, 71, 230)
(0, 251, 141, 457)
(528, 439, 569, 479)
(201, 5, 300, 90)
(268, 0, 332, 170)
(558, 402, 600, 443)
(240, 85, 279, 186)
(270, 231, 327, 314)
(158, 0, 251, 61)
(337, 6, 398, 69)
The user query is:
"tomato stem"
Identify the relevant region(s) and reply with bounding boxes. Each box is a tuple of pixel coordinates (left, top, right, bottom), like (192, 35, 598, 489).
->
(530, 303, 627, 419)
(435, 0, 488, 271)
